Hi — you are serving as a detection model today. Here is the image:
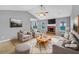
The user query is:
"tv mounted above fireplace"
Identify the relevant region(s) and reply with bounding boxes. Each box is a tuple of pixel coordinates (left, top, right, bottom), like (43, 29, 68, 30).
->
(48, 19, 56, 24)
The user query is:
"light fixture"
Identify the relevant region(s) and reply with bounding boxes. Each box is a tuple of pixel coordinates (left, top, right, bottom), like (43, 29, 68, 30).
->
(37, 5, 48, 17)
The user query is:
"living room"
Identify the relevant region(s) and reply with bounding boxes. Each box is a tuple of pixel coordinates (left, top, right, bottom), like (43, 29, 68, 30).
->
(0, 5, 79, 54)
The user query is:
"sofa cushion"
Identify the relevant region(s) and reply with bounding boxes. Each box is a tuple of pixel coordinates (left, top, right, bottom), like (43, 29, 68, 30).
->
(71, 40, 77, 44)
(64, 44, 78, 50)
(71, 32, 79, 44)
(64, 32, 69, 39)
(53, 45, 79, 54)
(69, 34, 77, 44)
(62, 40, 71, 47)
(71, 31, 79, 44)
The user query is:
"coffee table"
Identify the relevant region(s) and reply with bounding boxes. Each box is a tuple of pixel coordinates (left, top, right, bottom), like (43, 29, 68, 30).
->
(36, 36, 51, 53)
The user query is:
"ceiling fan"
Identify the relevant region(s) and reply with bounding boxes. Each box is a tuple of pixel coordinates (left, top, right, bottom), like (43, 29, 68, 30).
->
(37, 5, 48, 17)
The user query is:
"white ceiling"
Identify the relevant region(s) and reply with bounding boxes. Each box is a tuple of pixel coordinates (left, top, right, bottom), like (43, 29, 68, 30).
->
(28, 5, 72, 19)
(0, 5, 77, 19)
(0, 5, 38, 11)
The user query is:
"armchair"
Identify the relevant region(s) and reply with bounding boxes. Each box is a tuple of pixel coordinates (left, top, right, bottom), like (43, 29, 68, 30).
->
(18, 30, 32, 42)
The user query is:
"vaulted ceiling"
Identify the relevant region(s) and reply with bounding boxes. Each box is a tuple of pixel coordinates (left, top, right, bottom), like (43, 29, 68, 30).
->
(0, 5, 78, 19)
(28, 5, 72, 19)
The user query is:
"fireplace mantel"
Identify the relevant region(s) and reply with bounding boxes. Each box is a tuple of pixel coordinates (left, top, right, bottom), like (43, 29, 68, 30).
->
(47, 24, 56, 26)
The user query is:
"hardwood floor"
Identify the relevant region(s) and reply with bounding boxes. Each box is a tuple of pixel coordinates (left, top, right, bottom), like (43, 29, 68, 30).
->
(46, 32, 55, 38)
(0, 33, 54, 54)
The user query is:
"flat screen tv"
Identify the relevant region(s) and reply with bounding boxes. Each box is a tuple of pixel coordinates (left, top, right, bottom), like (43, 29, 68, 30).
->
(48, 19, 56, 24)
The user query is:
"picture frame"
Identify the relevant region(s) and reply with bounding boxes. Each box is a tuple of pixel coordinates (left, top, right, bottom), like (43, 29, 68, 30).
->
(10, 18, 22, 28)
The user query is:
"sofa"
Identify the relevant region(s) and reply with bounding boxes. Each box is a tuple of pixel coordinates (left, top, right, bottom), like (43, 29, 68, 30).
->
(52, 44, 79, 54)
(52, 31, 79, 54)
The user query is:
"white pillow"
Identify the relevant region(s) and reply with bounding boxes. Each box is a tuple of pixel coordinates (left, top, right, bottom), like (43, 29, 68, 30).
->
(69, 33, 77, 44)
(64, 32, 69, 39)
(71, 40, 76, 44)
(65, 44, 77, 48)
(69, 33, 74, 40)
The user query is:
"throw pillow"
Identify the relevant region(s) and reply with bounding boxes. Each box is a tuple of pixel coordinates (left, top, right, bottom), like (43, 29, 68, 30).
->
(69, 33, 77, 44)
(62, 40, 71, 47)
(64, 32, 69, 39)
(71, 39, 77, 44)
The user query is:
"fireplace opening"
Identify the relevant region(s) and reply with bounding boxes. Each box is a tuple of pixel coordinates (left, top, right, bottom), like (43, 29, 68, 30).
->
(48, 28, 55, 32)
(47, 26, 55, 34)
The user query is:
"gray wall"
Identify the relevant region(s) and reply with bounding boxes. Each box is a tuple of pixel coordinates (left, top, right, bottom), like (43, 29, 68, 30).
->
(71, 5, 79, 16)
(31, 17, 68, 36)
(0, 11, 36, 40)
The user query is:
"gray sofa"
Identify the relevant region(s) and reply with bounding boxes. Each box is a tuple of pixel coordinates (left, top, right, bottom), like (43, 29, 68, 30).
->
(52, 44, 79, 54)
(52, 31, 79, 54)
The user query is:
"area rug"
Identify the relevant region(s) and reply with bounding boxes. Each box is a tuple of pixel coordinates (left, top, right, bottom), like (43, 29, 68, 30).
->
(28, 39, 53, 54)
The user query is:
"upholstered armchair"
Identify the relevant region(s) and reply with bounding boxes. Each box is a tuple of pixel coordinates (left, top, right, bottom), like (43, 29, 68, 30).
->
(17, 30, 32, 42)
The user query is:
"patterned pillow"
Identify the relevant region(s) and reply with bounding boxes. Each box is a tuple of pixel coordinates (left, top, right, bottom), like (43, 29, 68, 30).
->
(62, 40, 71, 47)
(64, 32, 69, 39)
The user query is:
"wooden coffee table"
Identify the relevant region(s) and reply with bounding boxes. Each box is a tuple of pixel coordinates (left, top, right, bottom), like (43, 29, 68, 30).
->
(36, 36, 51, 52)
